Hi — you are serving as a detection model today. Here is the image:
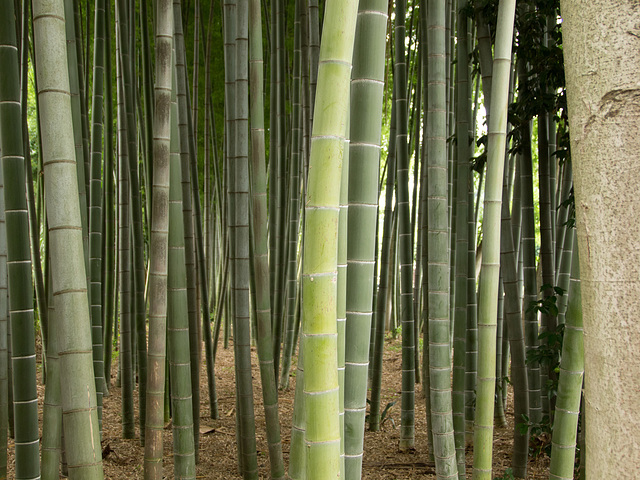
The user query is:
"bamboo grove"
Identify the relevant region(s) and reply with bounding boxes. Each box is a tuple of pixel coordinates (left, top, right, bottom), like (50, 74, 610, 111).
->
(2, 0, 635, 478)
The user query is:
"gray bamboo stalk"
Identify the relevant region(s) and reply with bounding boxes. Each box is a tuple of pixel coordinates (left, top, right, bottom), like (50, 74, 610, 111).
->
(34, 0, 104, 475)
(143, 1, 174, 477)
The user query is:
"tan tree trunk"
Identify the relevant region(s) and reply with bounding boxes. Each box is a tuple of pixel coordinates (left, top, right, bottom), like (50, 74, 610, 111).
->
(561, 1, 640, 478)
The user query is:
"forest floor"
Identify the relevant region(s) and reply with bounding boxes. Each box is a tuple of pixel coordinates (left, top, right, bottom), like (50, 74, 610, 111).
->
(13, 334, 551, 479)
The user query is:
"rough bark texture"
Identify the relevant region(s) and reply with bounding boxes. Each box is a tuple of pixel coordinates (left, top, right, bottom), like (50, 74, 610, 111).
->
(561, 1, 640, 478)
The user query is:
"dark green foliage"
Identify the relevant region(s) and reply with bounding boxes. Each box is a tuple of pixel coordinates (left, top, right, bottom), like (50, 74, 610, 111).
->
(493, 468, 515, 480)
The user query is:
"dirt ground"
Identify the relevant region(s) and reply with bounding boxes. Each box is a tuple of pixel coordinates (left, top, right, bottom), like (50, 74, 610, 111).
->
(10, 335, 551, 479)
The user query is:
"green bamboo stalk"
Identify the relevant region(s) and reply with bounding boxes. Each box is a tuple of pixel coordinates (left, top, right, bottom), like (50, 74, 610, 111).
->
(115, 1, 148, 438)
(115, 0, 134, 438)
(453, 2, 471, 476)
(223, 0, 240, 468)
(518, 57, 541, 425)
(173, 0, 215, 425)
(143, 1, 174, 477)
(494, 277, 506, 428)
(139, 0, 154, 219)
(168, 89, 196, 479)
(33, 0, 104, 475)
(21, 0, 49, 368)
(472, 0, 516, 478)
(64, 0, 90, 277)
(0, 3, 40, 477)
(538, 106, 555, 418)
(307, 0, 319, 118)
(102, 0, 116, 394)
(556, 195, 574, 326)
(465, 175, 478, 444)
(288, 339, 305, 480)
(300, 0, 311, 184)
(173, 0, 202, 455)
(370, 83, 397, 433)
(41, 285, 62, 480)
(427, 0, 457, 476)
(0, 157, 7, 479)
(270, 0, 287, 379)
(248, 0, 286, 475)
(192, 0, 201, 136)
(337, 121, 349, 479)
(89, 0, 106, 431)
(125, 12, 148, 443)
(343, 0, 387, 474)
(296, 0, 359, 476)
(500, 168, 530, 479)
(280, 0, 303, 392)
(555, 161, 572, 278)
(410, 48, 423, 387)
(229, 0, 260, 476)
(395, 0, 416, 453)
(204, 0, 215, 315)
(73, 0, 92, 217)
(549, 233, 582, 480)
(268, 0, 278, 357)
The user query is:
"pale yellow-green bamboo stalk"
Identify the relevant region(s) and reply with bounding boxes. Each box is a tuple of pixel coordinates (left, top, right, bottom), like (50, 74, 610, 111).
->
(296, 0, 359, 477)
(472, 0, 516, 478)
